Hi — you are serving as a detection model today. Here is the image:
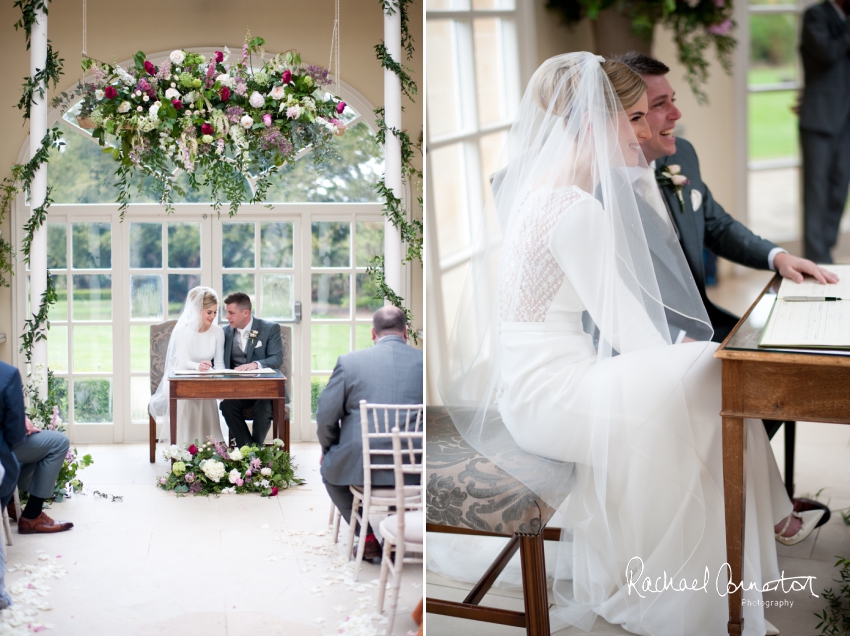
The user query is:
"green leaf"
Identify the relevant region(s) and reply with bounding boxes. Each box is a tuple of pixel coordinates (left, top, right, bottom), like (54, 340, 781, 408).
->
(133, 51, 147, 71)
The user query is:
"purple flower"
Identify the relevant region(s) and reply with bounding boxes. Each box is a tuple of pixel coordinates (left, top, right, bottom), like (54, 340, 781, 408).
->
(305, 65, 331, 86)
(245, 470, 252, 477)
(236, 478, 244, 487)
(263, 113, 272, 127)
(708, 19, 733, 35)
(189, 481, 203, 493)
(225, 106, 244, 123)
(233, 77, 248, 97)
(250, 458, 262, 471)
(185, 472, 196, 483)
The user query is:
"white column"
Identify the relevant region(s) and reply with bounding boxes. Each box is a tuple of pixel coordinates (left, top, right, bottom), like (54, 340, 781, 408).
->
(29, 6, 48, 398)
(383, 7, 403, 297)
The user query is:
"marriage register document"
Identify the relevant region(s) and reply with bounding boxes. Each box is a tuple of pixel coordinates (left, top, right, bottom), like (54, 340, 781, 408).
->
(759, 264, 850, 348)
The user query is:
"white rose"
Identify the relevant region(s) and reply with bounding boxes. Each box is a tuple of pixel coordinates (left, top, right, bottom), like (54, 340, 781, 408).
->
(228, 468, 241, 484)
(165, 88, 180, 100)
(229, 448, 243, 461)
(249, 91, 265, 109)
(149, 101, 161, 119)
(260, 467, 272, 477)
(285, 105, 301, 119)
(671, 174, 688, 187)
(117, 101, 131, 114)
(95, 89, 104, 100)
(240, 115, 254, 129)
(170, 50, 185, 64)
(143, 95, 149, 102)
(215, 74, 232, 87)
(667, 164, 681, 175)
(136, 105, 143, 112)
(269, 85, 286, 101)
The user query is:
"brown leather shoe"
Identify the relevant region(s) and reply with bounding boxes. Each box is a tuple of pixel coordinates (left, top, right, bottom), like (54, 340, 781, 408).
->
(18, 512, 73, 534)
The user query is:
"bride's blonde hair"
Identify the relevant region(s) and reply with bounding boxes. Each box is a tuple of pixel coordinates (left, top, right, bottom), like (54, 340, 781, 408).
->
(202, 291, 218, 311)
(533, 56, 646, 116)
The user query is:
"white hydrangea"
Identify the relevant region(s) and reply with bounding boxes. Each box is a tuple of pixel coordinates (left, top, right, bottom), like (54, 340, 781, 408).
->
(116, 67, 135, 86)
(220, 486, 236, 495)
(259, 479, 270, 488)
(183, 91, 198, 104)
(164, 88, 181, 101)
(170, 50, 185, 64)
(302, 97, 316, 113)
(117, 101, 131, 114)
(228, 468, 241, 484)
(229, 447, 243, 461)
(273, 438, 284, 447)
(260, 467, 272, 477)
(162, 444, 182, 460)
(249, 91, 265, 108)
(201, 459, 225, 482)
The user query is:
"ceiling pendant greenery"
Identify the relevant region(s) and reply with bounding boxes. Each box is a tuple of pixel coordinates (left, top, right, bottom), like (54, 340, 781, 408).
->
(55, 33, 347, 218)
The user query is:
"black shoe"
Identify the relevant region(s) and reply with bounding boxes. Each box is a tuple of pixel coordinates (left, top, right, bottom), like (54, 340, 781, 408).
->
(793, 498, 830, 528)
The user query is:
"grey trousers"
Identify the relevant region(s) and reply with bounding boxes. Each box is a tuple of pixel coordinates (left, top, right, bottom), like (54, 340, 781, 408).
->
(801, 118, 850, 263)
(14, 430, 69, 500)
(323, 479, 371, 537)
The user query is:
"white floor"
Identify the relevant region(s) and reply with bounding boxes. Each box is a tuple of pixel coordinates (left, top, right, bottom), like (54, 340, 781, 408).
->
(426, 268, 850, 636)
(0, 442, 422, 636)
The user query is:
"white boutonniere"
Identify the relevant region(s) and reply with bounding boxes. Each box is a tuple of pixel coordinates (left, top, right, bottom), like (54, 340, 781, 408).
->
(656, 164, 690, 212)
(248, 329, 259, 340)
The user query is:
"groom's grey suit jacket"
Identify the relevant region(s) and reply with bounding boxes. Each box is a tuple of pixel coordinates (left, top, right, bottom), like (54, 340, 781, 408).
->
(223, 316, 283, 371)
(655, 139, 778, 338)
(316, 335, 423, 488)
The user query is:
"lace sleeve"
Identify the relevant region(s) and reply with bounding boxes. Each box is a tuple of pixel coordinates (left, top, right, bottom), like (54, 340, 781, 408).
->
(548, 195, 668, 353)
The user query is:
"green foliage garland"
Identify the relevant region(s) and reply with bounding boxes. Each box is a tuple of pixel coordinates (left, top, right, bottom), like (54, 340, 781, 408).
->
(371, 0, 424, 342)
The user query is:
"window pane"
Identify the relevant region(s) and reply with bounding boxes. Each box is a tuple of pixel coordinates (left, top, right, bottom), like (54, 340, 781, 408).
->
(474, 18, 507, 126)
(50, 375, 69, 423)
(441, 262, 468, 341)
(130, 325, 151, 373)
(431, 144, 470, 260)
(260, 222, 294, 268)
(312, 222, 351, 267)
(130, 376, 151, 422)
(355, 222, 384, 267)
(261, 275, 294, 321)
(73, 325, 113, 373)
(356, 273, 383, 319)
(52, 274, 68, 321)
(311, 375, 329, 421)
(168, 223, 201, 269)
(749, 14, 798, 85)
(312, 274, 351, 318)
(222, 274, 255, 308)
(74, 378, 113, 424)
(748, 91, 797, 160)
(479, 130, 507, 202)
(311, 324, 350, 371)
(473, 0, 514, 7)
(72, 223, 111, 269)
(355, 323, 373, 350)
(426, 20, 462, 138)
(47, 223, 66, 269)
(130, 223, 163, 268)
(748, 167, 799, 242)
(130, 274, 163, 319)
(72, 274, 112, 320)
(222, 222, 255, 268)
(168, 274, 201, 319)
(47, 325, 68, 373)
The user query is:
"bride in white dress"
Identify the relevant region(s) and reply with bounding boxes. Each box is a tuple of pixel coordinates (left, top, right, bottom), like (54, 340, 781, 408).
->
(149, 286, 226, 445)
(435, 53, 821, 636)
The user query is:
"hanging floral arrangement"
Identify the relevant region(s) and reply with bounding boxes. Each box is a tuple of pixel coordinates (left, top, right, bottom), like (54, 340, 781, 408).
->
(57, 35, 346, 217)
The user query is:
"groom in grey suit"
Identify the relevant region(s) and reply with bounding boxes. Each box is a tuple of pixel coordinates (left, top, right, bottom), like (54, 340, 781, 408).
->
(799, 0, 850, 263)
(220, 292, 283, 446)
(316, 306, 423, 557)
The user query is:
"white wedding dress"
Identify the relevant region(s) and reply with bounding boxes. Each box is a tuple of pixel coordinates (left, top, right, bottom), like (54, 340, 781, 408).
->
(171, 323, 226, 445)
(431, 187, 793, 636)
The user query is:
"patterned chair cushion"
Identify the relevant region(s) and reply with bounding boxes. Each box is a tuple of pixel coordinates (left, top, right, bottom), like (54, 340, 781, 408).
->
(149, 320, 177, 393)
(426, 407, 557, 537)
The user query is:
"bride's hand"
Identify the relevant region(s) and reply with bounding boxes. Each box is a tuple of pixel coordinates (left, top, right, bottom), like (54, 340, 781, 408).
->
(198, 361, 212, 371)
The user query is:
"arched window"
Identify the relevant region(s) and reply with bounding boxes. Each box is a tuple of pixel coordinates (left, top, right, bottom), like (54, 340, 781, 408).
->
(14, 50, 396, 445)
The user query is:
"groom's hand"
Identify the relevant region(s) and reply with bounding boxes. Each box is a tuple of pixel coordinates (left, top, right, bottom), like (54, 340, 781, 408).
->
(235, 362, 259, 371)
(774, 253, 839, 285)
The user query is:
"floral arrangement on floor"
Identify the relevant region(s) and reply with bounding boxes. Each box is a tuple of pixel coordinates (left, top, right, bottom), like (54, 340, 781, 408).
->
(54, 33, 346, 217)
(18, 448, 93, 507)
(157, 437, 304, 496)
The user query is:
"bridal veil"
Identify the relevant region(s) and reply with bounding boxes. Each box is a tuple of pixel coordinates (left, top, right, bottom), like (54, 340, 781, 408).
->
(438, 52, 720, 631)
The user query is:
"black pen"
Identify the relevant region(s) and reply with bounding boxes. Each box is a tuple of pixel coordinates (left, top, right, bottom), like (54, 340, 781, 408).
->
(783, 296, 844, 301)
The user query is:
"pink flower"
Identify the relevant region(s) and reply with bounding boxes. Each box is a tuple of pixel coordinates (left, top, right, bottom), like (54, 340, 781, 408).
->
(236, 478, 244, 487)
(270, 487, 279, 496)
(172, 99, 183, 110)
(281, 70, 292, 84)
(215, 50, 224, 63)
(219, 86, 231, 102)
(708, 19, 732, 35)
(104, 85, 117, 99)
(262, 113, 272, 127)
(714, 0, 725, 6)
(245, 470, 252, 477)
(144, 60, 155, 75)
(336, 101, 346, 114)
(201, 123, 213, 136)
(160, 478, 167, 484)
(188, 444, 198, 455)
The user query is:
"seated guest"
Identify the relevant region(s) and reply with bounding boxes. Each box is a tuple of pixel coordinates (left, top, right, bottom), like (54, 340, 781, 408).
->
(220, 292, 284, 447)
(316, 306, 423, 560)
(0, 361, 72, 535)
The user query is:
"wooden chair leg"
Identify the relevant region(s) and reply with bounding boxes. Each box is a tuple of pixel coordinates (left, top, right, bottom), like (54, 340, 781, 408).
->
(519, 534, 550, 636)
(784, 421, 796, 499)
(149, 415, 156, 463)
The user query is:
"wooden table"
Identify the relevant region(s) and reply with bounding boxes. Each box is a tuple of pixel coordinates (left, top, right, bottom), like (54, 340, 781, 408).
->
(715, 275, 850, 636)
(168, 371, 288, 452)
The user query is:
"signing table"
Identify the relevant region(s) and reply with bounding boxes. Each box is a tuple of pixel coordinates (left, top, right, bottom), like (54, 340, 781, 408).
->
(715, 275, 850, 636)
(168, 370, 289, 452)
